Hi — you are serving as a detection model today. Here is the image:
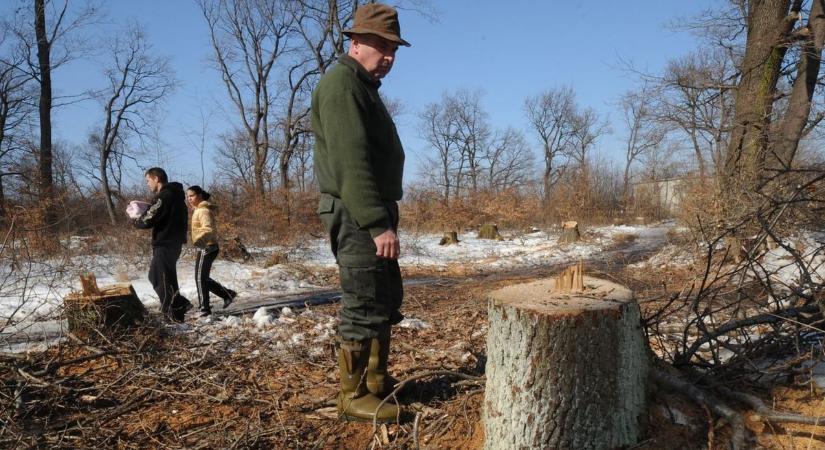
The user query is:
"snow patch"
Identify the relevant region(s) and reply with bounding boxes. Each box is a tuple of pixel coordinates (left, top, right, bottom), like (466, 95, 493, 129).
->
(398, 318, 430, 329)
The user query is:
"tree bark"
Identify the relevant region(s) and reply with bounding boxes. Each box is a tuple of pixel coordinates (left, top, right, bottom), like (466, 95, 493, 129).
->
(35, 0, 56, 232)
(560, 220, 581, 243)
(484, 277, 648, 450)
(724, 0, 793, 182)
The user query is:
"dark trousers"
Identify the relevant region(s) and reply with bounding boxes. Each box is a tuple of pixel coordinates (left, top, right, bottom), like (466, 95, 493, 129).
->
(195, 245, 232, 313)
(149, 244, 191, 321)
(318, 193, 404, 341)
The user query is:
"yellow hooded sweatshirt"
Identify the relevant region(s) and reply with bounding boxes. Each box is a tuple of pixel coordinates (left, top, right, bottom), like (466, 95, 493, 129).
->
(191, 201, 219, 248)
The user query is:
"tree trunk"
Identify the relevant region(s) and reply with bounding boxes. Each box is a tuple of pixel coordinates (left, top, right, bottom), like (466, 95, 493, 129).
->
(0, 175, 5, 219)
(100, 151, 117, 225)
(774, 0, 825, 167)
(35, 0, 57, 232)
(484, 277, 648, 450)
(724, 0, 792, 182)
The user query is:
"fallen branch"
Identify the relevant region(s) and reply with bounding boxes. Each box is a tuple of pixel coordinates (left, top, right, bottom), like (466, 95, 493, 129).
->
(371, 370, 484, 432)
(718, 387, 825, 425)
(652, 368, 749, 450)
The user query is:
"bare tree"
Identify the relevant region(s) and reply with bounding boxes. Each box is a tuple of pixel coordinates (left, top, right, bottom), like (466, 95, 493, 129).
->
(451, 88, 489, 195)
(655, 49, 736, 178)
(567, 107, 608, 175)
(214, 127, 255, 186)
(0, 31, 36, 220)
(619, 84, 665, 204)
(277, 0, 356, 193)
(183, 102, 215, 187)
(90, 24, 175, 225)
(11, 0, 96, 232)
(418, 101, 459, 203)
(199, 0, 294, 196)
(484, 127, 535, 192)
(523, 86, 578, 203)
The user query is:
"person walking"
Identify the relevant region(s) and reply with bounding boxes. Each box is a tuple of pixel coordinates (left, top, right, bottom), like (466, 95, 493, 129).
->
(311, 2, 410, 423)
(134, 167, 192, 322)
(186, 185, 237, 317)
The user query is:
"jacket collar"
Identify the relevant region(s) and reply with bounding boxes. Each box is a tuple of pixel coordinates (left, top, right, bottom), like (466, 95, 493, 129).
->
(339, 54, 381, 89)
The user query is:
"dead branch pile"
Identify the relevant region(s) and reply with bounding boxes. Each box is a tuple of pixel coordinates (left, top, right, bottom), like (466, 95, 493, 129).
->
(638, 167, 825, 447)
(0, 280, 489, 449)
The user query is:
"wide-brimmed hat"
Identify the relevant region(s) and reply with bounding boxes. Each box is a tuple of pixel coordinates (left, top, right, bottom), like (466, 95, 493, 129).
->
(343, 3, 411, 47)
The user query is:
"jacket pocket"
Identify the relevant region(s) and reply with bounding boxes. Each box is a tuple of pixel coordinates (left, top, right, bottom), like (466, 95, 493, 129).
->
(317, 194, 335, 214)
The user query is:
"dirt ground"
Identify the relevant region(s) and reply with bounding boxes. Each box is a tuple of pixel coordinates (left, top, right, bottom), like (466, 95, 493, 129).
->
(2, 266, 825, 449)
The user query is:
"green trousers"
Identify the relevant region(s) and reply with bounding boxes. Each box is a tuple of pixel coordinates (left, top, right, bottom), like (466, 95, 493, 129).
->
(318, 193, 404, 341)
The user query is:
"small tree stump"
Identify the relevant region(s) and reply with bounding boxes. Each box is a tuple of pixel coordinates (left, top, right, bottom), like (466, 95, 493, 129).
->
(484, 276, 648, 449)
(439, 231, 460, 246)
(478, 223, 504, 241)
(221, 236, 252, 262)
(560, 220, 581, 243)
(64, 274, 146, 335)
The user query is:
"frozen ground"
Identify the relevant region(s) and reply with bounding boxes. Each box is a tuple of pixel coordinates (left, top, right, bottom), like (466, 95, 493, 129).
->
(0, 224, 675, 326)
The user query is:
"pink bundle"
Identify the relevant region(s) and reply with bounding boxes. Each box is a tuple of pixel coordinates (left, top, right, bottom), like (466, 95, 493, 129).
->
(126, 200, 151, 219)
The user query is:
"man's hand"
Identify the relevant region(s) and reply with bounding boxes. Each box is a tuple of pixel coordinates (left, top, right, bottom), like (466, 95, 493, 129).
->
(374, 229, 400, 260)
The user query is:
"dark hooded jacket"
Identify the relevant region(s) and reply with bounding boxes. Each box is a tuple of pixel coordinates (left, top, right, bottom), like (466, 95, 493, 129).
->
(134, 182, 188, 247)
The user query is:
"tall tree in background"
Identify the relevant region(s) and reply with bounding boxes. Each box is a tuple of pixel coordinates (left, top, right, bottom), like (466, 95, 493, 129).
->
(418, 100, 459, 203)
(278, 0, 356, 193)
(199, 0, 294, 197)
(619, 84, 665, 205)
(567, 107, 608, 179)
(724, 0, 825, 183)
(34, 0, 56, 230)
(655, 50, 735, 179)
(0, 30, 35, 220)
(92, 24, 175, 225)
(7, 0, 96, 232)
(484, 127, 535, 193)
(524, 87, 578, 204)
(451, 89, 489, 194)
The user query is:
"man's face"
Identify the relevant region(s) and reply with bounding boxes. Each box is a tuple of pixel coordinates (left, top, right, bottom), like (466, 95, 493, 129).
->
(350, 34, 398, 80)
(145, 174, 160, 193)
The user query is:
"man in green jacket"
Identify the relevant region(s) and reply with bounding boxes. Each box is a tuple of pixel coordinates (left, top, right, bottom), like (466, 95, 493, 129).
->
(311, 3, 410, 423)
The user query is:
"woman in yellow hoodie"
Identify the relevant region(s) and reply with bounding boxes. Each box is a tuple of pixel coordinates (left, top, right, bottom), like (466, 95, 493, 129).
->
(186, 186, 237, 317)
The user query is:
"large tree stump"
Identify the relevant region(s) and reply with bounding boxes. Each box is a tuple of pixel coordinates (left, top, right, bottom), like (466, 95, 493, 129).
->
(560, 220, 581, 243)
(221, 236, 252, 262)
(478, 223, 504, 241)
(64, 274, 146, 335)
(484, 275, 648, 450)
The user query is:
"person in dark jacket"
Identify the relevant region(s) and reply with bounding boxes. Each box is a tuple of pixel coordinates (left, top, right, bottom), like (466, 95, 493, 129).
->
(134, 167, 191, 322)
(311, 3, 409, 423)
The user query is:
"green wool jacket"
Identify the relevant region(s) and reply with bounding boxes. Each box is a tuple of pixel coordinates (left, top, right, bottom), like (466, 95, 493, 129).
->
(311, 55, 405, 238)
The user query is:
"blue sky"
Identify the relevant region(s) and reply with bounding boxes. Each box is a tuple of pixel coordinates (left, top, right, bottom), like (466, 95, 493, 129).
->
(5, 0, 718, 188)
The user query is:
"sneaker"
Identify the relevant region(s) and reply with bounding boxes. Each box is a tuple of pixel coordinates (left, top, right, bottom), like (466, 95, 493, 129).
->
(198, 309, 212, 318)
(223, 289, 238, 309)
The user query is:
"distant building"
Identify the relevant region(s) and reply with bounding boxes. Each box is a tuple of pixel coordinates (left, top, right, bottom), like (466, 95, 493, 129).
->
(631, 176, 700, 217)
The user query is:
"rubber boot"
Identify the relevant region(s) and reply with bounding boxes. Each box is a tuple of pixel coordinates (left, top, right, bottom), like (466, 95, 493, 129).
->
(367, 326, 400, 397)
(337, 339, 400, 422)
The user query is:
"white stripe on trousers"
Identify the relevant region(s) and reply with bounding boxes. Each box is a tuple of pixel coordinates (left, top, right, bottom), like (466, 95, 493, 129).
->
(196, 248, 207, 310)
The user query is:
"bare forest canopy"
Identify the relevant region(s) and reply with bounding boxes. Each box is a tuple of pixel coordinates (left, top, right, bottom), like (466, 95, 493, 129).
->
(0, 0, 821, 240)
